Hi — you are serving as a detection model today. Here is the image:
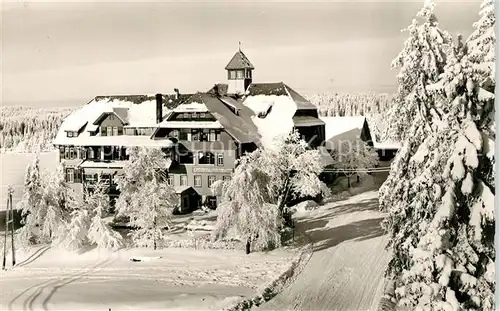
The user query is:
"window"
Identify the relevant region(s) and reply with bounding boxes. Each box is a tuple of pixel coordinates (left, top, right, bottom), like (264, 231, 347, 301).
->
(109, 114, 115, 120)
(208, 175, 216, 188)
(198, 152, 215, 165)
(89, 147, 95, 159)
(179, 129, 188, 140)
(194, 175, 202, 187)
(85, 174, 98, 184)
(167, 175, 173, 186)
(74, 169, 82, 183)
(180, 175, 187, 186)
(223, 175, 231, 182)
(229, 70, 236, 79)
(209, 130, 221, 141)
(236, 70, 244, 79)
(101, 127, 106, 136)
(107, 126, 112, 137)
(69, 147, 75, 159)
(192, 112, 198, 119)
(113, 126, 118, 136)
(66, 132, 73, 138)
(113, 146, 120, 159)
(66, 168, 74, 183)
(200, 112, 206, 119)
(64, 146, 70, 159)
(217, 154, 224, 166)
(246, 70, 252, 79)
(200, 129, 209, 142)
(118, 127, 123, 136)
(183, 113, 190, 119)
(59, 146, 65, 160)
(80, 148, 87, 159)
(192, 129, 199, 141)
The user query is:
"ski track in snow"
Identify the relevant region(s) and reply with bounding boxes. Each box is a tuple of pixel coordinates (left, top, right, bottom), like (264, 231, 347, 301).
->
(0, 246, 294, 311)
(259, 190, 390, 311)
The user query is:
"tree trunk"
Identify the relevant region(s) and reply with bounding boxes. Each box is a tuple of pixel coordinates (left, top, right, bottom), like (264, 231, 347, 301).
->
(347, 176, 351, 188)
(357, 175, 360, 183)
(245, 238, 251, 254)
(153, 217, 157, 250)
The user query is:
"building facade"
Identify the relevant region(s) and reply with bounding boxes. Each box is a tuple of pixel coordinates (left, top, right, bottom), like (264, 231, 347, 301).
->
(53, 48, 325, 210)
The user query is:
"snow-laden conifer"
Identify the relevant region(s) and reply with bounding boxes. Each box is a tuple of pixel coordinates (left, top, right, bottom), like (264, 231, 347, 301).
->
(383, 1, 496, 309)
(116, 147, 176, 249)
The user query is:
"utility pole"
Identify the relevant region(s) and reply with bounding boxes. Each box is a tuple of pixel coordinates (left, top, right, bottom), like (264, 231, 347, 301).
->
(2, 186, 15, 270)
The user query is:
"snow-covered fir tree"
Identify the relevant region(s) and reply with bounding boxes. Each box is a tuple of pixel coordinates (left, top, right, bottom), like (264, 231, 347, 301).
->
(380, 0, 495, 309)
(17, 154, 46, 245)
(331, 140, 379, 187)
(60, 179, 122, 250)
(86, 180, 122, 250)
(383, 1, 453, 143)
(390, 1, 496, 309)
(379, 0, 454, 278)
(116, 147, 177, 249)
(213, 151, 281, 252)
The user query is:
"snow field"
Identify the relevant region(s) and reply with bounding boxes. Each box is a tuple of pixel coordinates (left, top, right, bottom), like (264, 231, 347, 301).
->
(0, 245, 297, 310)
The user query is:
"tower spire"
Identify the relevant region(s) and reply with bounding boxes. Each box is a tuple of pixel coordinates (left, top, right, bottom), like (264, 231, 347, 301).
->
(238, 41, 241, 52)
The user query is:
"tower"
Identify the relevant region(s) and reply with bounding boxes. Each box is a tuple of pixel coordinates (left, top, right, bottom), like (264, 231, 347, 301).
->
(225, 46, 254, 95)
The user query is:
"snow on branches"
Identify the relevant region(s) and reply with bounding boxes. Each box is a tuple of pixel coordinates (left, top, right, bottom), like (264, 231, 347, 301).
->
(213, 130, 327, 252)
(382, 0, 496, 309)
(115, 147, 177, 249)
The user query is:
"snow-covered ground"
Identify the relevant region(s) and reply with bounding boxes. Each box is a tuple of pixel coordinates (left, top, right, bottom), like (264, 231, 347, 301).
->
(259, 190, 390, 310)
(0, 246, 296, 310)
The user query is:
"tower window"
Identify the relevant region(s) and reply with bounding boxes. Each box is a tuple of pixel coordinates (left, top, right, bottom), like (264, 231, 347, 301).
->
(229, 70, 236, 80)
(236, 70, 244, 79)
(246, 70, 252, 79)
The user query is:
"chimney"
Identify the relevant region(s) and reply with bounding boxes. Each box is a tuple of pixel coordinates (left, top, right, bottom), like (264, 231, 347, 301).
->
(155, 93, 163, 124)
(174, 88, 180, 100)
(213, 84, 219, 97)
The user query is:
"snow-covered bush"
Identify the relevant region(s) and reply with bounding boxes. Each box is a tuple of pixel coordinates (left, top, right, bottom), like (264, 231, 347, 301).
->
(116, 147, 177, 249)
(330, 140, 379, 187)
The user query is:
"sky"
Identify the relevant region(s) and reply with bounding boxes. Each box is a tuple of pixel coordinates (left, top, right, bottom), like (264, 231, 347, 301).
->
(1, 0, 483, 107)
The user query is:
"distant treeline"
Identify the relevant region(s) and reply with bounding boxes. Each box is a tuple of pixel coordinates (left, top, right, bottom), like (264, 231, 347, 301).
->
(0, 92, 394, 153)
(305, 92, 393, 142)
(0, 106, 73, 153)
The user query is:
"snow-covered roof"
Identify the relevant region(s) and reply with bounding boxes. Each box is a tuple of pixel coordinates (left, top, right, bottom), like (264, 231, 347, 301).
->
(78, 160, 126, 169)
(54, 95, 175, 146)
(173, 102, 210, 113)
(243, 95, 296, 149)
(174, 186, 194, 194)
(320, 116, 367, 140)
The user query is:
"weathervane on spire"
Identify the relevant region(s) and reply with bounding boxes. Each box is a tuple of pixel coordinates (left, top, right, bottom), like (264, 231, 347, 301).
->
(238, 41, 241, 51)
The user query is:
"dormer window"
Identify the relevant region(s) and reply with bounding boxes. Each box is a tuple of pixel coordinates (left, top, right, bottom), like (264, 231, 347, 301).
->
(109, 114, 115, 120)
(66, 131, 77, 138)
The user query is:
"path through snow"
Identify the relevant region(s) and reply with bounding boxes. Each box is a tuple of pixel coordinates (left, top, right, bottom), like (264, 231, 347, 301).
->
(259, 190, 390, 311)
